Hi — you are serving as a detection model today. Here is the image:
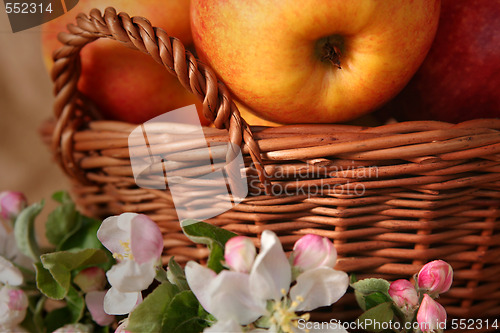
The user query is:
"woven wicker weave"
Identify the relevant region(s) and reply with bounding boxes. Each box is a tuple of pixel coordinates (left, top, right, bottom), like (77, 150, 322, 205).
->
(42, 7, 500, 326)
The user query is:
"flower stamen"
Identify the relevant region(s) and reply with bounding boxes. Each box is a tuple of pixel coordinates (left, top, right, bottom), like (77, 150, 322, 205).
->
(269, 293, 311, 333)
(112, 240, 134, 261)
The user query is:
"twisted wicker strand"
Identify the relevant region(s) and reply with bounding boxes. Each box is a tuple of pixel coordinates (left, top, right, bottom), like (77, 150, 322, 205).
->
(50, 7, 271, 192)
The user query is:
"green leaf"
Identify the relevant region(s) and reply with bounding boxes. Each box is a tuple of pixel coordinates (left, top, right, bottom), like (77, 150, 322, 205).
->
(182, 221, 236, 273)
(45, 197, 78, 247)
(182, 221, 236, 246)
(127, 281, 180, 333)
(32, 296, 46, 333)
(162, 290, 209, 333)
(365, 291, 393, 310)
(14, 201, 43, 261)
(37, 249, 108, 299)
(59, 214, 114, 271)
(357, 302, 394, 333)
(351, 278, 391, 295)
(65, 286, 85, 323)
(51, 191, 72, 204)
(352, 278, 391, 311)
(167, 257, 189, 291)
(35, 262, 66, 299)
(355, 290, 368, 311)
(20, 296, 45, 333)
(44, 307, 73, 332)
(58, 214, 103, 251)
(206, 243, 225, 273)
(41, 248, 109, 272)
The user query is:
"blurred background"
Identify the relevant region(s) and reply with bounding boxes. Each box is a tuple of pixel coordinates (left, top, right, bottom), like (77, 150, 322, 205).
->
(0, 10, 70, 241)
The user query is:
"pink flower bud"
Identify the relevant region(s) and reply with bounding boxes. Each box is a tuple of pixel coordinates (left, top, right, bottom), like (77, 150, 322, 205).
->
(0, 191, 27, 220)
(0, 286, 28, 327)
(85, 291, 115, 327)
(224, 236, 256, 273)
(293, 234, 337, 271)
(417, 260, 453, 295)
(74, 267, 107, 293)
(417, 294, 447, 333)
(388, 279, 419, 309)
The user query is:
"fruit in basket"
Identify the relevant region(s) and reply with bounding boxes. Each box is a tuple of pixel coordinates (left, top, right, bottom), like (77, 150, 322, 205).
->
(237, 103, 280, 127)
(190, 0, 441, 124)
(41, 0, 210, 125)
(376, 0, 500, 123)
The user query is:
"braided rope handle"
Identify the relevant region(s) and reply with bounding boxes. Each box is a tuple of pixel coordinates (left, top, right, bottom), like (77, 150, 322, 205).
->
(50, 7, 272, 194)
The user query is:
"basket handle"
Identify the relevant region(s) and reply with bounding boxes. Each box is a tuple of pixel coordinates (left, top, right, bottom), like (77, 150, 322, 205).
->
(50, 7, 272, 194)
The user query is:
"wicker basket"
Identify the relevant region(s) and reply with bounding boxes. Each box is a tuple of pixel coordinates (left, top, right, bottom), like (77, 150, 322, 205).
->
(42, 7, 500, 326)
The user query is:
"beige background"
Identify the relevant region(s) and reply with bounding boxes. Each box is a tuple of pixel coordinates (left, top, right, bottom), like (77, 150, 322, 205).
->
(0, 10, 70, 241)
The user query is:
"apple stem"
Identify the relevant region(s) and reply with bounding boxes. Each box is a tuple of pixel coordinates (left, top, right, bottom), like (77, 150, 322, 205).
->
(322, 41, 342, 69)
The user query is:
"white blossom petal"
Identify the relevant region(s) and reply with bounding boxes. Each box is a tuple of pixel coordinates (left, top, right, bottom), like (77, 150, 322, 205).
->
(0, 256, 23, 286)
(290, 267, 349, 312)
(0, 221, 15, 258)
(97, 213, 136, 255)
(250, 230, 291, 302)
(130, 215, 163, 265)
(103, 287, 142, 315)
(185, 262, 217, 313)
(203, 318, 244, 333)
(186, 262, 266, 325)
(85, 290, 115, 326)
(0, 285, 28, 327)
(0, 223, 32, 270)
(106, 260, 156, 292)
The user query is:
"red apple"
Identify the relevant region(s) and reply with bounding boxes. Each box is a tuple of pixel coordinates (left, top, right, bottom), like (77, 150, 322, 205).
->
(42, 0, 210, 125)
(190, 0, 441, 124)
(377, 0, 500, 123)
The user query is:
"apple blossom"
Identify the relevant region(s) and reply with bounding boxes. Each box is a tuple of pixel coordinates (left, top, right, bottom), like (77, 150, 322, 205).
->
(388, 279, 419, 309)
(417, 260, 453, 295)
(97, 213, 163, 315)
(186, 230, 349, 332)
(0, 256, 23, 287)
(115, 319, 131, 333)
(74, 267, 107, 293)
(0, 285, 28, 330)
(0, 191, 27, 221)
(292, 234, 337, 271)
(85, 290, 115, 326)
(417, 294, 447, 333)
(224, 236, 257, 273)
(0, 211, 32, 269)
(203, 318, 246, 333)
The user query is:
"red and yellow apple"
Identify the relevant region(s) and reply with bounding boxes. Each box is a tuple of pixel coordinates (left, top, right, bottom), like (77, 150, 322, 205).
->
(190, 0, 441, 124)
(376, 0, 500, 123)
(42, 0, 209, 125)
(237, 103, 281, 127)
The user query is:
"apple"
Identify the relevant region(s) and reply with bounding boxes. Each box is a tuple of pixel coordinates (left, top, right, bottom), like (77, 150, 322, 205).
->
(42, 0, 209, 125)
(237, 102, 281, 127)
(190, 0, 441, 124)
(376, 0, 500, 123)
